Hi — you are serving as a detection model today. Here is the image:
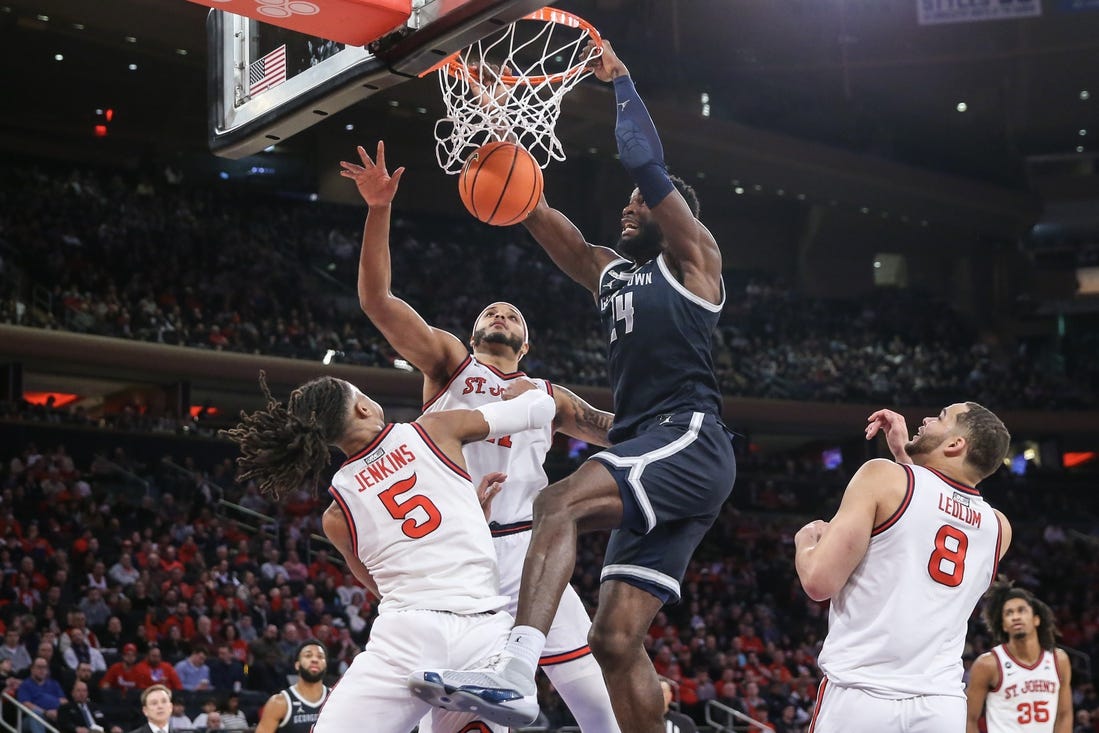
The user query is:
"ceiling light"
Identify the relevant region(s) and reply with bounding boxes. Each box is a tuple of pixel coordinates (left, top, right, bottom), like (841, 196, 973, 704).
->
(1078, 146, 1085, 153)
(796, 193, 806, 201)
(128, 63, 137, 71)
(752, 184, 762, 191)
(175, 48, 188, 56)
(388, 100, 399, 107)
(776, 189, 785, 196)
(53, 53, 63, 61)
(956, 102, 967, 112)
(344, 124, 354, 131)
(1080, 129, 1088, 136)
(860, 206, 870, 214)
(125, 36, 137, 43)
(734, 186, 745, 195)
(415, 107, 427, 114)
(36, 14, 48, 21)
(72, 23, 84, 30)
(873, 261, 882, 269)
(1081, 90, 1091, 101)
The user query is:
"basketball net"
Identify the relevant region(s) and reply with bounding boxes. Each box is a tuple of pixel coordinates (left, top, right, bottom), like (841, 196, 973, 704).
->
(429, 8, 601, 175)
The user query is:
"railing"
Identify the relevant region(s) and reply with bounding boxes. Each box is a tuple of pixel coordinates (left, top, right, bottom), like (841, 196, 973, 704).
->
(705, 699, 771, 732)
(1, 693, 61, 733)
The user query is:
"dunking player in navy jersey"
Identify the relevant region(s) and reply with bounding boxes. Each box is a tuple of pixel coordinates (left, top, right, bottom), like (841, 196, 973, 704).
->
(340, 141, 620, 732)
(254, 641, 328, 733)
(410, 40, 736, 733)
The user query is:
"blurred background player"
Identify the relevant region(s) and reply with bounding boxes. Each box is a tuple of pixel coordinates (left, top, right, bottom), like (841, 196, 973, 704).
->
(797, 402, 1013, 732)
(966, 581, 1072, 733)
(254, 640, 329, 733)
(223, 373, 555, 733)
(340, 140, 619, 732)
(411, 39, 736, 733)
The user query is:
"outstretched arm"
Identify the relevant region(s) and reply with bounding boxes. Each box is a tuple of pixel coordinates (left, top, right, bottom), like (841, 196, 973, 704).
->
(523, 195, 621, 294)
(415, 381, 556, 464)
(550, 384, 614, 447)
(340, 142, 469, 387)
(592, 40, 723, 304)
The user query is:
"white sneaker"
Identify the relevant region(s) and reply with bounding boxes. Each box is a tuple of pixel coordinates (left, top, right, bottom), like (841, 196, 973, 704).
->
(407, 662, 539, 728)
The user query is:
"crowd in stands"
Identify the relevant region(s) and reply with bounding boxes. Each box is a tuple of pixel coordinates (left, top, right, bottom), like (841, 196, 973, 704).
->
(0, 415, 1095, 732)
(1, 162, 1096, 410)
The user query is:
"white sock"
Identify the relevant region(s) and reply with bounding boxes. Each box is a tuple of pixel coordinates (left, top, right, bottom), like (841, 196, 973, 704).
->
(501, 625, 546, 680)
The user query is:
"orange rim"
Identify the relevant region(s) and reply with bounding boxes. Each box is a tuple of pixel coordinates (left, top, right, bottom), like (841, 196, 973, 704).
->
(419, 7, 601, 85)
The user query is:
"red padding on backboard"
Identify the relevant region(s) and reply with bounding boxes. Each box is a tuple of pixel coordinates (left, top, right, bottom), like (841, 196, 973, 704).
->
(188, 0, 412, 47)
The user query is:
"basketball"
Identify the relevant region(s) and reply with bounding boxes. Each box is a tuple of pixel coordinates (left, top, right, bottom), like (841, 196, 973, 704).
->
(458, 141, 544, 226)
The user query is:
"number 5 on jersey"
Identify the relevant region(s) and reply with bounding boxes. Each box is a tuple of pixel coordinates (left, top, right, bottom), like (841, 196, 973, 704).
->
(378, 473, 441, 538)
(609, 292, 634, 344)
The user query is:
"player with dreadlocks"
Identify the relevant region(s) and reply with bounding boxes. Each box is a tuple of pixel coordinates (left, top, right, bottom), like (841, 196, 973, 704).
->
(223, 372, 555, 733)
(965, 579, 1072, 733)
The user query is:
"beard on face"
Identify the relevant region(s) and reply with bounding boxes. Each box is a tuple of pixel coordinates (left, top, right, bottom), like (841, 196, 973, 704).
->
(472, 327, 524, 354)
(297, 665, 326, 683)
(904, 431, 947, 457)
(616, 219, 663, 263)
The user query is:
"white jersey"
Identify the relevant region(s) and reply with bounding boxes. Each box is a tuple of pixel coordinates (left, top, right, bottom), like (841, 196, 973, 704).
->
(819, 463, 1002, 698)
(984, 645, 1061, 733)
(423, 355, 553, 527)
(328, 422, 507, 615)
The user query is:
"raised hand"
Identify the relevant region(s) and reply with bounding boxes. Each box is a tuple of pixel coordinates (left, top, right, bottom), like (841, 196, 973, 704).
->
(339, 141, 405, 207)
(583, 38, 625, 82)
(866, 409, 914, 464)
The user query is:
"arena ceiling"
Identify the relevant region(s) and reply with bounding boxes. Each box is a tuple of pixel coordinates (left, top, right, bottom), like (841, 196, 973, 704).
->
(3, 0, 1097, 192)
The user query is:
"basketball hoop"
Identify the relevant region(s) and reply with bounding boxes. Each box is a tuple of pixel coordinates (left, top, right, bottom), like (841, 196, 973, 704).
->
(426, 7, 602, 175)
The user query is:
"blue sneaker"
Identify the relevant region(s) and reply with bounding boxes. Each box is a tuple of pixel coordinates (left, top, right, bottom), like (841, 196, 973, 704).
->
(407, 663, 540, 728)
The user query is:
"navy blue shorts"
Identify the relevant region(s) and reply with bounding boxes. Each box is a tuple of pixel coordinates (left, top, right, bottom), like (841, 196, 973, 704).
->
(590, 411, 736, 604)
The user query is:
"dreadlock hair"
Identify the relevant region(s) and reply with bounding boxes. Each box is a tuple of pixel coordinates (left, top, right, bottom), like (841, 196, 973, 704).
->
(957, 401, 1011, 480)
(221, 372, 351, 500)
(981, 578, 1059, 650)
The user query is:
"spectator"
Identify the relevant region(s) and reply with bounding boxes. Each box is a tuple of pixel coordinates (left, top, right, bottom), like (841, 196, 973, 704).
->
(167, 700, 193, 732)
(100, 644, 141, 694)
(659, 678, 698, 733)
(218, 695, 248, 731)
(132, 647, 181, 691)
(190, 699, 217, 730)
(207, 646, 244, 694)
(0, 629, 32, 675)
(173, 649, 210, 692)
(107, 555, 140, 588)
(56, 680, 113, 733)
(17, 658, 66, 733)
(63, 630, 107, 675)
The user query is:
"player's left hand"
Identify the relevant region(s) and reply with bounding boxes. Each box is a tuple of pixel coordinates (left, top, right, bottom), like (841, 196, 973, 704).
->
(583, 38, 625, 82)
(866, 409, 914, 464)
(339, 141, 405, 206)
(476, 471, 507, 520)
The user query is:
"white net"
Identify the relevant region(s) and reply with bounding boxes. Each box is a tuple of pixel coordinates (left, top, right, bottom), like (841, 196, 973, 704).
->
(433, 8, 600, 174)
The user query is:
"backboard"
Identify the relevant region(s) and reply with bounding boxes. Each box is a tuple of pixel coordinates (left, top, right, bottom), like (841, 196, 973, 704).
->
(207, 0, 547, 158)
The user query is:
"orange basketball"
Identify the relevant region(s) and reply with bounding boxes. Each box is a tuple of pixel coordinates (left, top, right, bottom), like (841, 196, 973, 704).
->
(458, 141, 544, 226)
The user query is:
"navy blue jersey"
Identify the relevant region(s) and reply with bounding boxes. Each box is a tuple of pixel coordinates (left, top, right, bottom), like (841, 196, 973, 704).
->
(597, 253, 724, 442)
(277, 684, 328, 733)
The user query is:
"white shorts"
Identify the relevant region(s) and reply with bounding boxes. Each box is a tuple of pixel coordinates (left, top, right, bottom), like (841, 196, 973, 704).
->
(809, 678, 966, 733)
(314, 609, 512, 733)
(493, 529, 594, 663)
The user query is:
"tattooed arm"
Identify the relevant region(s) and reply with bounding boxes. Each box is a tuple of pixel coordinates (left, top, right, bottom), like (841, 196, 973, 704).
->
(551, 384, 614, 447)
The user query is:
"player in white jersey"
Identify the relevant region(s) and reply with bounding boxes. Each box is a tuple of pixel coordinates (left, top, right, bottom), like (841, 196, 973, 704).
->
(223, 372, 556, 733)
(966, 582, 1072, 733)
(340, 141, 619, 732)
(795, 402, 1014, 733)
(254, 640, 329, 733)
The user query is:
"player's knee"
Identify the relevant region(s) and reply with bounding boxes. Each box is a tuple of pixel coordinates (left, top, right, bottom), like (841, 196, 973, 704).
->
(531, 483, 573, 524)
(587, 621, 636, 669)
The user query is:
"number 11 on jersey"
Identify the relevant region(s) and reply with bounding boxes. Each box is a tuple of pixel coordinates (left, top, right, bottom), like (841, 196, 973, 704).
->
(609, 292, 634, 344)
